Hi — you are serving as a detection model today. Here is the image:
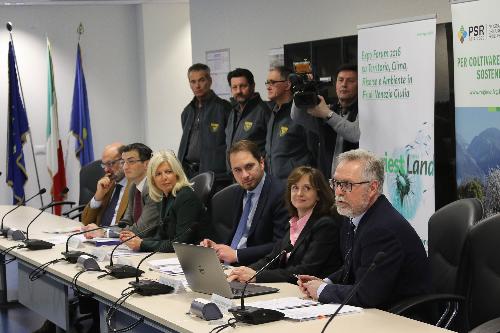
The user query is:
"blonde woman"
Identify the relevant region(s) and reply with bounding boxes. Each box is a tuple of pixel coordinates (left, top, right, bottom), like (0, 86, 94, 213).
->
(120, 151, 203, 252)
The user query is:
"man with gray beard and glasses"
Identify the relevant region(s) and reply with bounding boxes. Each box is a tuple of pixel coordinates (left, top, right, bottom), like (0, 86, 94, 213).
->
(297, 149, 429, 310)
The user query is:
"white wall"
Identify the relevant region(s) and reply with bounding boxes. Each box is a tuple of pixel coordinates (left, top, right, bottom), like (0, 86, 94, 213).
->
(139, 2, 192, 152)
(190, 0, 452, 96)
(0, 0, 453, 207)
(0, 5, 144, 206)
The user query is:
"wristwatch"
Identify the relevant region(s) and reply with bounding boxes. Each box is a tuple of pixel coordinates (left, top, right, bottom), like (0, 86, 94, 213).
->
(325, 111, 334, 121)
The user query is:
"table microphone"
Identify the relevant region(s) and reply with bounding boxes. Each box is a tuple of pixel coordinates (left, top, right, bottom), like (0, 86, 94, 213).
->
(228, 244, 293, 325)
(103, 222, 160, 279)
(62, 221, 129, 263)
(320, 251, 386, 333)
(18, 201, 76, 250)
(20, 189, 75, 250)
(129, 223, 199, 296)
(1, 188, 46, 237)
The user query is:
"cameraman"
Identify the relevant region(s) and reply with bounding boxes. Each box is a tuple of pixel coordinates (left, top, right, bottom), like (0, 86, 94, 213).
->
(291, 63, 359, 177)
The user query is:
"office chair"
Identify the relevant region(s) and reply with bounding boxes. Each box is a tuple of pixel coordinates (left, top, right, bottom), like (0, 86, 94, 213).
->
(469, 318, 500, 333)
(208, 183, 240, 243)
(463, 213, 500, 333)
(389, 198, 484, 329)
(190, 171, 215, 209)
(63, 159, 104, 220)
(189, 171, 215, 241)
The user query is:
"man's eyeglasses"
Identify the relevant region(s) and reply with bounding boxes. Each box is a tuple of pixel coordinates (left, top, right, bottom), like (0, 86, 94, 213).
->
(329, 179, 370, 192)
(100, 159, 121, 169)
(119, 159, 144, 166)
(264, 80, 286, 86)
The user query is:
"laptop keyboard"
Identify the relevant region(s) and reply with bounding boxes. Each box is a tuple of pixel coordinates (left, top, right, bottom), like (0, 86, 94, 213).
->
(229, 281, 279, 298)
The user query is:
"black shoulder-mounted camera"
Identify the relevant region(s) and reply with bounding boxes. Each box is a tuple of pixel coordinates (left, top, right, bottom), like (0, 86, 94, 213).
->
(288, 60, 331, 108)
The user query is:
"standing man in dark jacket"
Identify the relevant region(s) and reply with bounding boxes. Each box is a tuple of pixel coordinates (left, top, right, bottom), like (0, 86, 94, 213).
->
(291, 64, 360, 178)
(178, 63, 231, 187)
(225, 68, 270, 171)
(265, 66, 318, 182)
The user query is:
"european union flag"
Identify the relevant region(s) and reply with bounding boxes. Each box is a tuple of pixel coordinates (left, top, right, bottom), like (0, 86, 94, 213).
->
(70, 43, 94, 167)
(6, 41, 30, 204)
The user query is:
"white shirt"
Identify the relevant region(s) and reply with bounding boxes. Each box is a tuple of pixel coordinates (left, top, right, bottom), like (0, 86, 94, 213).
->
(89, 177, 127, 226)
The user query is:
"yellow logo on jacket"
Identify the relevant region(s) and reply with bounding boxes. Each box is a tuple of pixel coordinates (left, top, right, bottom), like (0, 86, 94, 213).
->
(243, 121, 253, 132)
(210, 123, 219, 132)
(279, 126, 288, 137)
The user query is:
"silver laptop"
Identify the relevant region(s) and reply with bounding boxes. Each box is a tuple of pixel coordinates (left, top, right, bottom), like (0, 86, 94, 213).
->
(173, 242, 279, 299)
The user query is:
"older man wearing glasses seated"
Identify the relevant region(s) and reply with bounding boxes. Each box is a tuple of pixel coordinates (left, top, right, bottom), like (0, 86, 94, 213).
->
(82, 142, 129, 227)
(297, 149, 429, 310)
(83, 143, 160, 239)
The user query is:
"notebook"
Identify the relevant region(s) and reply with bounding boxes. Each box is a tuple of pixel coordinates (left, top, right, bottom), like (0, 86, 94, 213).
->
(173, 242, 279, 299)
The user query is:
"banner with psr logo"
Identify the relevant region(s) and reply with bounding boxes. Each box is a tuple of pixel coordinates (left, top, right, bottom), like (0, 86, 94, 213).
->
(358, 15, 436, 248)
(452, 0, 500, 217)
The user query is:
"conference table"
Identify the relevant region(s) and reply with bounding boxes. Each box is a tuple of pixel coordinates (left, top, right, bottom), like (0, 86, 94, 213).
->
(0, 205, 453, 333)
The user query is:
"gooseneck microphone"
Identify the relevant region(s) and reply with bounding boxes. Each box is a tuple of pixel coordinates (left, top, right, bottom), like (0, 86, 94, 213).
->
(103, 222, 160, 279)
(228, 244, 293, 324)
(62, 221, 128, 263)
(1, 188, 46, 237)
(320, 251, 386, 333)
(21, 188, 74, 250)
(128, 224, 199, 296)
(20, 201, 76, 250)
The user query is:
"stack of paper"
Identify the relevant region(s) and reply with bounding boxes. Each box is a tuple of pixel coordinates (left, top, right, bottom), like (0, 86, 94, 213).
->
(148, 258, 184, 276)
(247, 297, 362, 321)
(281, 303, 362, 320)
(84, 237, 121, 247)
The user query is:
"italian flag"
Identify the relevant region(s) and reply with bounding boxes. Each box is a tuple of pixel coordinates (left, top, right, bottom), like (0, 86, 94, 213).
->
(46, 38, 67, 215)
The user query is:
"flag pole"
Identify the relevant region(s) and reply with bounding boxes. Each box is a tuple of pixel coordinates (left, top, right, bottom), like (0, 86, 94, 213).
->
(77, 22, 83, 42)
(6, 22, 44, 207)
(65, 23, 84, 168)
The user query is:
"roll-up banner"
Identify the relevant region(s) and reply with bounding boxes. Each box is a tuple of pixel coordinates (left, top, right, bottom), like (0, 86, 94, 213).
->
(452, 0, 500, 217)
(358, 15, 436, 247)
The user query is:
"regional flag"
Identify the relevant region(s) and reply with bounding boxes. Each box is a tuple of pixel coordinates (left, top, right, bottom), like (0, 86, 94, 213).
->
(70, 43, 94, 167)
(46, 38, 67, 215)
(6, 41, 29, 204)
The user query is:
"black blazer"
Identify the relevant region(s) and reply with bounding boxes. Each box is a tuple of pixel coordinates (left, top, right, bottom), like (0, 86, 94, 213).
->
(140, 187, 203, 253)
(319, 195, 430, 309)
(225, 174, 288, 265)
(249, 213, 342, 284)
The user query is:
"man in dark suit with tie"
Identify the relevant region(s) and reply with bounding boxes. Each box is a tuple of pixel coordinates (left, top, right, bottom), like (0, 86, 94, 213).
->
(118, 143, 160, 238)
(82, 142, 129, 227)
(200, 140, 288, 265)
(298, 149, 429, 309)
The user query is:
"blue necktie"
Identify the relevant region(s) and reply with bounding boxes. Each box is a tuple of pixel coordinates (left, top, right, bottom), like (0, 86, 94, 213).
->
(230, 192, 254, 249)
(100, 184, 122, 227)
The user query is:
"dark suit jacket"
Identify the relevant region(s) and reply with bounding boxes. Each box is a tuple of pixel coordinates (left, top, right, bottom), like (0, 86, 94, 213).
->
(249, 213, 342, 283)
(140, 187, 203, 252)
(81, 182, 130, 226)
(121, 181, 161, 238)
(225, 174, 288, 265)
(319, 195, 430, 309)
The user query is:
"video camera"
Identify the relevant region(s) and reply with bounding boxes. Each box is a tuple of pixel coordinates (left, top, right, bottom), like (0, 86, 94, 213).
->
(288, 60, 331, 108)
